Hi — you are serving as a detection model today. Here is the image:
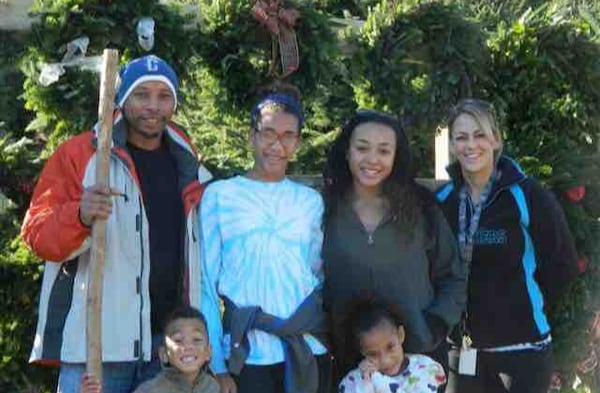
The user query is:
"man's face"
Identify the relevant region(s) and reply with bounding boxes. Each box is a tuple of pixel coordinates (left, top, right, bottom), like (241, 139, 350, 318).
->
(123, 81, 175, 148)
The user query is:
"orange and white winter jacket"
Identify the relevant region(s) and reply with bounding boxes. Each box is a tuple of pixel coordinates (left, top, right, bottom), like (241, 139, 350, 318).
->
(21, 113, 211, 365)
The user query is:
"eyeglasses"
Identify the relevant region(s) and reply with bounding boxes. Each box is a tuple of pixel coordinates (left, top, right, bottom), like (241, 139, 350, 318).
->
(255, 129, 299, 147)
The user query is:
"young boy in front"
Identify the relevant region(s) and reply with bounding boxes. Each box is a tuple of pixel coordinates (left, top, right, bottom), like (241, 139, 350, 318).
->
(134, 306, 219, 393)
(80, 306, 218, 393)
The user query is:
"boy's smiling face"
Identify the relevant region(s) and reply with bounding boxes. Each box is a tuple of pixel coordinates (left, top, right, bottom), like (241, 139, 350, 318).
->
(160, 317, 211, 383)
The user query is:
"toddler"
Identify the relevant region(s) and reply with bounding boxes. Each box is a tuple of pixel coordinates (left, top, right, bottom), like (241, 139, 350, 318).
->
(338, 297, 446, 393)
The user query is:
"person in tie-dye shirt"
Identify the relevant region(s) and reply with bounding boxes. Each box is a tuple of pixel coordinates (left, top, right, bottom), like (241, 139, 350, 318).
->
(200, 84, 331, 393)
(338, 296, 446, 393)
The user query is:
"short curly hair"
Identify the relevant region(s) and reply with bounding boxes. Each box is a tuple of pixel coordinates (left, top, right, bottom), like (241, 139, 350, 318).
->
(335, 293, 405, 369)
(162, 305, 208, 342)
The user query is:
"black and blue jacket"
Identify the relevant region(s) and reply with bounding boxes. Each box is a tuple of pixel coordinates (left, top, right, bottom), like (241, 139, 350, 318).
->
(436, 156, 578, 348)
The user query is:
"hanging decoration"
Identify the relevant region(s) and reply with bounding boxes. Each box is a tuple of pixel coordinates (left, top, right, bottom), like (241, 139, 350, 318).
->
(136, 17, 156, 52)
(564, 185, 586, 203)
(578, 255, 589, 274)
(252, 0, 300, 78)
(38, 36, 102, 86)
(548, 372, 562, 392)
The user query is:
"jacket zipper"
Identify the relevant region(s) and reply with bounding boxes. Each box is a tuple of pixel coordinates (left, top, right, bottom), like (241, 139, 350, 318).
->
(111, 150, 144, 359)
(137, 197, 145, 361)
(461, 178, 527, 341)
(358, 214, 395, 246)
(482, 178, 527, 210)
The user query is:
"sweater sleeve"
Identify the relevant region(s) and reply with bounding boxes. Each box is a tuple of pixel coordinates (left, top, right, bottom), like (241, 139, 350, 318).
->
(20, 136, 92, 262)
(199, 185, 228, 374)
(424, 206, 467, 330)
(528, 182, 578, 304)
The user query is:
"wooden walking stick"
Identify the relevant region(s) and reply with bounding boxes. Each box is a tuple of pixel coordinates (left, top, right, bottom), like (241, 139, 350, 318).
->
(86, 48, 119, 381)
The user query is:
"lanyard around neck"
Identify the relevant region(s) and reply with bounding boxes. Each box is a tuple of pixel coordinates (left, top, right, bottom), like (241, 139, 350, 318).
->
(458, 174, 495, 266)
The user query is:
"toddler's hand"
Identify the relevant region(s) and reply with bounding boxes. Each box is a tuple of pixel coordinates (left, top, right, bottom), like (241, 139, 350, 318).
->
(358, 358, 378, 381)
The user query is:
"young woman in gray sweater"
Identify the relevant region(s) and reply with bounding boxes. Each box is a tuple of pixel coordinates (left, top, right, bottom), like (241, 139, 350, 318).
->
(322, 110, 466, 384)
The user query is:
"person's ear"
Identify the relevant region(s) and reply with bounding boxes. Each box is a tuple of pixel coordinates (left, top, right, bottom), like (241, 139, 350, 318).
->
(289, 133, 301, 154)
(397, 325, 406, 344)
(159, 346, 169, 365)
(492, 132, 502, 151)
(249, 128, 257, 147)
(448, 131, 457, 156)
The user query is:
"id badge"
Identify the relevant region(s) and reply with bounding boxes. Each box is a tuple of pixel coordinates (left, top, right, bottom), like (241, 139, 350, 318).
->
(458, 335, 477, 376)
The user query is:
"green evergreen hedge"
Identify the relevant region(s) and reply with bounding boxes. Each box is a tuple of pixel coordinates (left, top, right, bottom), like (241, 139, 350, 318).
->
(179, 0, 353, 176)
(1, 1, 599, 391)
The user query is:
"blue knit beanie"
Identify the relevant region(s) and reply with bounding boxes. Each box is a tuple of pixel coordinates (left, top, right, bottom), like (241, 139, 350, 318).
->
(116, 55, 179, 109)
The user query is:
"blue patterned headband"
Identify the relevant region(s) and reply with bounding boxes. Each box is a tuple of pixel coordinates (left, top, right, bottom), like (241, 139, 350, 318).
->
(250, 93, 304, 131)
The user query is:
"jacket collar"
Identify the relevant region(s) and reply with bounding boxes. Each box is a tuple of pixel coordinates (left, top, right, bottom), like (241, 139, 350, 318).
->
(162, 367, 213, 389)
(90, 109, 209, 196)
(91, 109, 195, 156)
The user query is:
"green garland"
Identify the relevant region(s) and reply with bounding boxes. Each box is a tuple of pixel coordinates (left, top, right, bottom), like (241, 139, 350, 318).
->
(178, 0, 352, 176)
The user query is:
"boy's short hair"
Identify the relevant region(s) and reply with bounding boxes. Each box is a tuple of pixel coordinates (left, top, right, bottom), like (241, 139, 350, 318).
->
(162, 305, 209, 340)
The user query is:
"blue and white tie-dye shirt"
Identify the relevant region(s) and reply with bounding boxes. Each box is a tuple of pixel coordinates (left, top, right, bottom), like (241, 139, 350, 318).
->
(199, 176, 326, 374)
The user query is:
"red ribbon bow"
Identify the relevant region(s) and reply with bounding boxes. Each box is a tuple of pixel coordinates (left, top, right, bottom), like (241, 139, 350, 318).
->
(252, 0, 300, 36)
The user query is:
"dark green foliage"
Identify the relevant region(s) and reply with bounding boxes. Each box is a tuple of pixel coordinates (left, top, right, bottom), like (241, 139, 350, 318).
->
(313, 0, 380, 18)
(0, 37, 44, 393)
(0, 34, 39, 393)
(0, 31, 40, 215)
(21, 0, 197, 153)
(0, 238, 53, 393)
(0, 31, 31, 137)
(486, 11, 600, 382)
(352, 1, 492, 176)
(178, 1, 354, 176)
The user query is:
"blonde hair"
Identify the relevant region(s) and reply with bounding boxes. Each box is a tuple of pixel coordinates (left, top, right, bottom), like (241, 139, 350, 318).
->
(447, 98, 504, 160)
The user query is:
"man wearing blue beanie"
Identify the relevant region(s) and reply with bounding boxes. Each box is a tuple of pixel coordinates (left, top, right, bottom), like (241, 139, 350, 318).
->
(22, 55, 212, 393)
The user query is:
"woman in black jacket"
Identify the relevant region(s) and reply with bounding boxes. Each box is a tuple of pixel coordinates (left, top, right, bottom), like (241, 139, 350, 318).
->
(436, 98, 578, 393)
